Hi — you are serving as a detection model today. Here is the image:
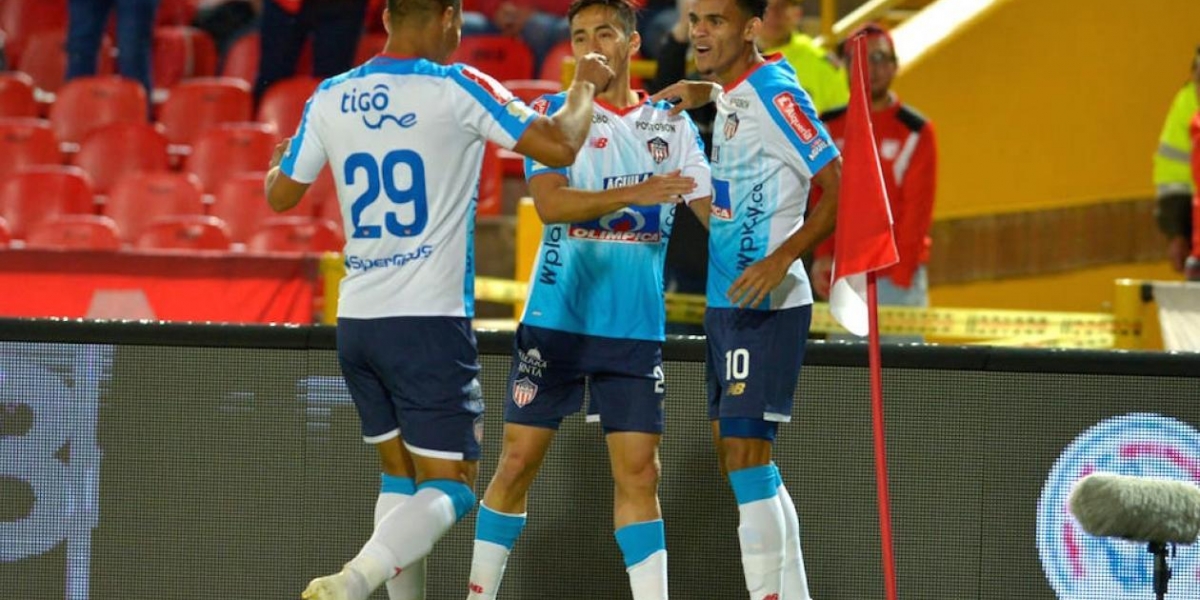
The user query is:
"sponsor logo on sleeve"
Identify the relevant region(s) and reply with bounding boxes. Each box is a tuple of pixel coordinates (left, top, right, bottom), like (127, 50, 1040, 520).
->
(531, 98, 551, 115)
(772, 92, 818, 142)
(505, 100, 536, 123)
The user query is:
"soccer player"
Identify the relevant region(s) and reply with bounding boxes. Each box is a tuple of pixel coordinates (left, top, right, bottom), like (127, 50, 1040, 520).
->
(463, 1, 711, 599)
(262, 0, 615, 598)
(650, 0, 842, 596)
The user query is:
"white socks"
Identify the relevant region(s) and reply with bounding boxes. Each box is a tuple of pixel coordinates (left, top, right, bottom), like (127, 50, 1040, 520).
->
(467, 503, 527, 599)
(730, 465, 786, 600)
(615, 519, 669, 600)
(775, 470, 812, 600)
(375, 475, 426, 600)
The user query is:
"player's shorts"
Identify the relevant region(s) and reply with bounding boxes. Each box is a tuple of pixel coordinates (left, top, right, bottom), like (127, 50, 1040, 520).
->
(505, 324, 665, 433)
(705, 305, 812, 431)
(337, 316, 484, 461)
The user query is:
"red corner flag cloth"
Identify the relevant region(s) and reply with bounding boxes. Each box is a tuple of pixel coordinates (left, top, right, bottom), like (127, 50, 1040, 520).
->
(828, 35, 900, 336)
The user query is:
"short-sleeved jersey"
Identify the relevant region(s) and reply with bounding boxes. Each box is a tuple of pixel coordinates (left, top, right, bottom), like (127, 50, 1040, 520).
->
(281, 54, 538, 319)
(522, 92, 712, 341)
(707, 55, 839, 310)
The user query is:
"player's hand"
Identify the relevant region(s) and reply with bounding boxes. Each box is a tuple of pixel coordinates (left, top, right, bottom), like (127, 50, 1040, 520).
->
(269, 138, 290, 170)
(574, 52, 614, 93)
(649, 80, 720, 116)
(628, 170, 696, 205)
(727, 252, 793, 309)
(811, 256, 833, 299)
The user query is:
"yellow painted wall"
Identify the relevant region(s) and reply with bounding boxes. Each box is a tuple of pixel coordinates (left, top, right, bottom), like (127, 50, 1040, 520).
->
(892, 0, 1200, 219)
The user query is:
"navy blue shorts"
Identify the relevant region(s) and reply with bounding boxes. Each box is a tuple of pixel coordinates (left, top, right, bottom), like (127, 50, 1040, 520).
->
(705, 305, 811, 426)
(337, 316, 484, 460)
(505, 325, 665, 433)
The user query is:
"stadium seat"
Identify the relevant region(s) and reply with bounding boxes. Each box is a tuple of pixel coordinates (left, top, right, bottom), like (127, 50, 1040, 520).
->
(480, 142, 503, 215)
(256, 76, 320, 138)
(25, 214, 123, 251)
(220, 32, 260, 87)
(49, 76, 148, 151)
(0, 118, 61, 182)
(501, 78, 560, 103)
(152, 26, 219, 94)
(155, 0, 199, 27)
(0, 72, 38, 117)
(309, 167, 344, 229)
(451, 35, 534, 82)
(209, 171, 280, 243)
(157, 77, 253, 149)
(73, 123, 170, 194)
(539, 40, 573, 85)
(246, 215, 344, 254)
(0, 165, 95, 238)
(0, 217, 10, 248)
(103, 172, 205, 242)
(18, 31, 116, 103)
(0, 0, 67, 68)
(185, 122, 278, 192)
(135, 215, 232, 252)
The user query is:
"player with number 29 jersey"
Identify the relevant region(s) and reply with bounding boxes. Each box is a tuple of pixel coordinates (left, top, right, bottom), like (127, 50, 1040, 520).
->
(282, 55, 539, 319)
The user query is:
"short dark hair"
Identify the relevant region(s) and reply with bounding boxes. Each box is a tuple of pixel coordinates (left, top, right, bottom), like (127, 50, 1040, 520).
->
(566, 0, 638, 35)
(733, 0, 768, 20)
(388, 0, 460, 22)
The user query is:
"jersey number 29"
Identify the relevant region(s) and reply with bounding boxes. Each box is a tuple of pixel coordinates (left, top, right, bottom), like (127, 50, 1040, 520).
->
(345, 150, 428, 238)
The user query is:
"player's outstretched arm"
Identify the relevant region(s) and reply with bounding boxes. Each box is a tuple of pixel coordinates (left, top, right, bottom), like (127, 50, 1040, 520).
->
(529, 170, 696, 224)
(649, 80, 722, 117)
(726, 158, 841, 308)
(513, 53, 613, 168)
(264, 138, 311, 212)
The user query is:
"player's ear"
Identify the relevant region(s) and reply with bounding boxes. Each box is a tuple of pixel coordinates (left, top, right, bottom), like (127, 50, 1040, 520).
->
(743, 16, 761, 43)
(442, 5, 456, 31)
(628, 30, 642, 58)
(382, 7, 392, 34)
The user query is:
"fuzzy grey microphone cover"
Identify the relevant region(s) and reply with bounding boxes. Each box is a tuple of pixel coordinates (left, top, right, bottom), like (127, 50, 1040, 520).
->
(1068, 473, 1200, 545)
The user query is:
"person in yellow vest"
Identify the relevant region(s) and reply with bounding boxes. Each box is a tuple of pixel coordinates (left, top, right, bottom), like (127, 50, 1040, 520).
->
(1153, 46, 1200, 273)
(756, 0, 848, 114)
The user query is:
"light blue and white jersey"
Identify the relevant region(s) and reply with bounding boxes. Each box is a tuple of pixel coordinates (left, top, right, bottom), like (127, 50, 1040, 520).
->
(707, 56, 839, 310)
(522, 92, 712, 341)
(282, 54, 537, 319)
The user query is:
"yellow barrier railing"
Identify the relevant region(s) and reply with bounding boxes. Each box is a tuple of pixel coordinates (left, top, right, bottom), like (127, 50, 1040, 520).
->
(318, 252, 1149, 349)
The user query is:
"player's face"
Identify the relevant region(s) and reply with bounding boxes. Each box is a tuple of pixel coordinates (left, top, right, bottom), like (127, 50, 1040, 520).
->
(569, 6, 639, 77)
(689, 0, 760, 84)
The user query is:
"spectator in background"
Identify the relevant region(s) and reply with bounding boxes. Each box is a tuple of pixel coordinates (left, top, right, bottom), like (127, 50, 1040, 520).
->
(1188, 109, 1200, 281)
(1154, 47, 1200, 274)
(757, 0, 846, 114)
(461, 0, 570, 73)
(255, 0, 369, 101)
(810, 25, 937, 329)
(194, 0, 261, 57)
(66, 0, 162, 97)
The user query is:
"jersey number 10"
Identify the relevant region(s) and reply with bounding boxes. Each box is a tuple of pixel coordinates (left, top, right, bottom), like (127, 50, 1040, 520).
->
(345, 150, 428, 238)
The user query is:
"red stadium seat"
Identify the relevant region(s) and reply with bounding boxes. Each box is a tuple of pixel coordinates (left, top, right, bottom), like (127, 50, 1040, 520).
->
(209, 171, 279, 243)
(19, 31, 116, 102)
(451, 35, 534, 82)
(501, 78, 560, 103)
(0, 118, 61, 182)
(480, 142, 503, 215)
(25, 214, 123, 251)
(155, 0, 199, 27)
(0, 217, 10, 247)
(157, 77, 253, 149)
(0, 165, 95, 238)
(103, 172, 205, 242)
(256, 76, 320, 138)
(220, 32, 260, 88)
(539, 40, 573, 85)
(152, 26, 219, 94)
(0, 0, 67, 68)
(135, 214, 232, 251)
(49, 76, 147, 151)
(73, 123, 170, 194)
(185, 122, 278, 192)
(0, 72, 38, 117)
(246, 215, 344, 254)
(494, 79, 560, 178)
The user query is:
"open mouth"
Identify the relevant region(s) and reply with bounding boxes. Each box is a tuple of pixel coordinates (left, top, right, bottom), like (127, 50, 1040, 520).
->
(694, 45, 712, 58)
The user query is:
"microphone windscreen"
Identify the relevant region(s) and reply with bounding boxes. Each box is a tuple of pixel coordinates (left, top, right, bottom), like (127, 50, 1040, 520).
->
(1068, 473, 1200, 545)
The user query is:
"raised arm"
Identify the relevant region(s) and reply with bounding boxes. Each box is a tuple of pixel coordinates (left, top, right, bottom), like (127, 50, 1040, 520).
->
(512, 53, 614, 168)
